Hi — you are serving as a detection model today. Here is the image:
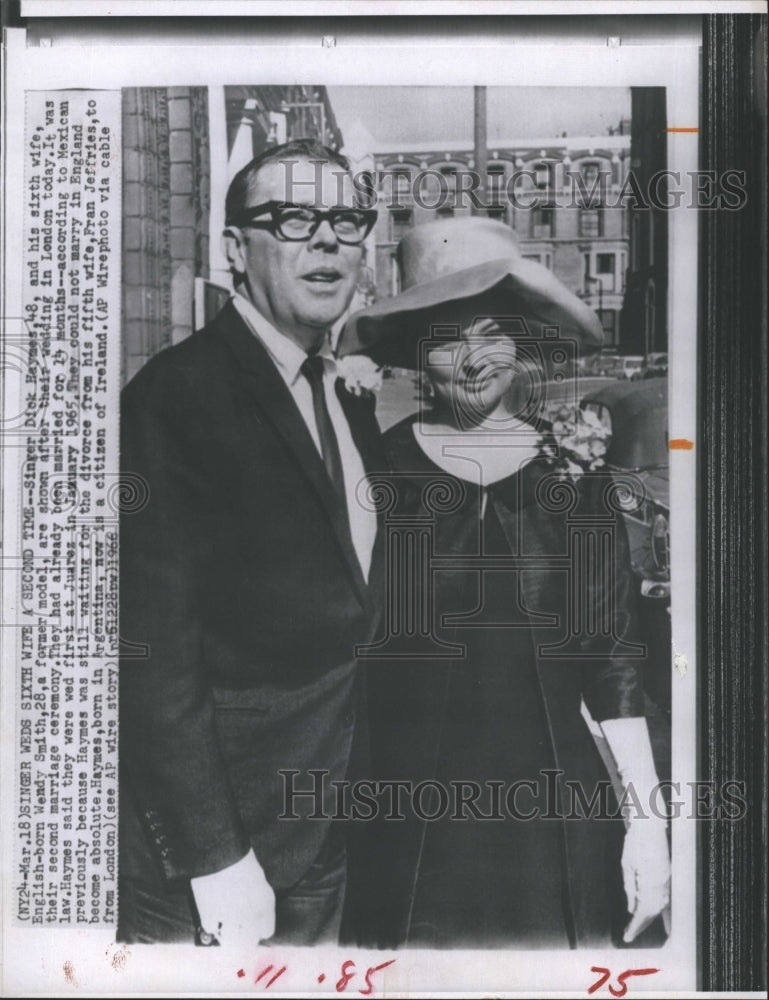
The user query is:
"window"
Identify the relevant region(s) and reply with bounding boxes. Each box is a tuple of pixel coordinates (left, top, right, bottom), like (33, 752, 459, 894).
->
(596, 253, 614, 274)
(579, 208, 602, 237)
(437, 166, 462, 210)
(596, 252, 616, 291)
(534, 161, 552, 192)
(598, 310, 618, 346)
(390, 169, 412, 209)
(390, 208, 413, 241)
(440, 166, 458, 198)
(532, 161, 555, 207)
(575, 161, 606, 208)
(393, 170, 411, 194)
(487, 166, 505, 205)
(531, 206, 554, 239)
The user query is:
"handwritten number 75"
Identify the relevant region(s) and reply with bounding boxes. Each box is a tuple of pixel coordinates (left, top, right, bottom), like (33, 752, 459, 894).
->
(588, 967, 660, 997)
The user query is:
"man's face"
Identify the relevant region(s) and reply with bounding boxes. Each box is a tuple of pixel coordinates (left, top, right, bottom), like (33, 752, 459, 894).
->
(225, 158, 363, 349)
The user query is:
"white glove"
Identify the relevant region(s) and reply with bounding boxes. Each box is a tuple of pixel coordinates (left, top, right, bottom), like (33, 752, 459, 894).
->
(191, 848, 276, 946)
(600, 716, 671, 943)
(619, 815, 671, 943)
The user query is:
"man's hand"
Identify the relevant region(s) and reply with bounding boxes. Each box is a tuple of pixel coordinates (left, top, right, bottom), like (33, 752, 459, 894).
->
(621, 818, 671, 943)
(191, 849, 276, 946)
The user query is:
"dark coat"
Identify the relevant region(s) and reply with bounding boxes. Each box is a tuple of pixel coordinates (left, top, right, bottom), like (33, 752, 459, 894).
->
(345, 416, 645, 948)
(118, 302, 384, 893)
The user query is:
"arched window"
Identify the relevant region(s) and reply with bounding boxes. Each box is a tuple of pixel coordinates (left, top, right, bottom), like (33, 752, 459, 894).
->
(440, 164, 458, 195)
(581, 161, 601, 185)
(487, 163, 505, 205)
(533, 161, 554, 203)
(575, 159, 608, 209)
(390, 167, 413, 210)
(393, 169, 411, 195)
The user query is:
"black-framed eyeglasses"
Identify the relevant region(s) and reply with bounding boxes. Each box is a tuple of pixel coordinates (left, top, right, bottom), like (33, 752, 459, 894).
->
(229, 201, 377, 245)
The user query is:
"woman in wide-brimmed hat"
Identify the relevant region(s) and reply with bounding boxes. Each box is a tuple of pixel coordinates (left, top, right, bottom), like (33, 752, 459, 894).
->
(341, 218, 670, 950)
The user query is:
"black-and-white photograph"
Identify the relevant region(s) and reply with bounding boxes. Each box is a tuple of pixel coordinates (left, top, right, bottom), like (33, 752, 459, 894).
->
(116, 83, 673, 953)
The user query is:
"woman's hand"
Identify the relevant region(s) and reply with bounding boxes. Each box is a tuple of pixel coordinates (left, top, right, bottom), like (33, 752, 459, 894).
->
(599, 715, 671, 943)
(621, 817, 671, 942)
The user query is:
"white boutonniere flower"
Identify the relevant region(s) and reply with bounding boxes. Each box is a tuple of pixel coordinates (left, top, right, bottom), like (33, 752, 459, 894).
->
(537, 404, 611, 481)
(336, 355, 383, 397)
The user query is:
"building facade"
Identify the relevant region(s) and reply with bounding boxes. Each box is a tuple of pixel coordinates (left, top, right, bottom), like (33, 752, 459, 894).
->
(370, 130, 631, 350)
(121, 85, 343, 385)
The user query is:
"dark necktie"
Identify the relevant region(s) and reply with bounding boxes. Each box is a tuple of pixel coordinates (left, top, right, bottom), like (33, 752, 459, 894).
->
(300, 353, 347, 502)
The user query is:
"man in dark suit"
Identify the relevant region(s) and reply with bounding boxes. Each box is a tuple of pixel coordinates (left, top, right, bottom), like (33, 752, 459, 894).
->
(118, 140, 382, 946)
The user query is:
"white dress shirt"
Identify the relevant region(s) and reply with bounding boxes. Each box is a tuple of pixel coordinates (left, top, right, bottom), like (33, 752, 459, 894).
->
(231, 294, 377, 581)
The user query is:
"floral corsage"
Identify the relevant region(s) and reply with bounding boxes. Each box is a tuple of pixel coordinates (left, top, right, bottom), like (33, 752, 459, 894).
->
(537, 404, 611, 481)
(336, 354, 383, 397)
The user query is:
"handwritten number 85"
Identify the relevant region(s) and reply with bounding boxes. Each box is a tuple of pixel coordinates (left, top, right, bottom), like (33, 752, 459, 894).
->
(336, 959, 396, 995)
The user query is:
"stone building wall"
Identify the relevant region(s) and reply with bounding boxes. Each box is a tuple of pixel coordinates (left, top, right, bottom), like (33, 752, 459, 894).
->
(121, 87, 210, 386)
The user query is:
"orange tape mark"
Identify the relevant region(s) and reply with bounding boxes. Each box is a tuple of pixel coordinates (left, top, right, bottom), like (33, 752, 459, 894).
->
(666, 127, 699, 133)
(669, 438, 694, 450)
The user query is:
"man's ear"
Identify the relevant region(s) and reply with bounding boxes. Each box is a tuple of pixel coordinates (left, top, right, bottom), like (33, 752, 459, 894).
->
(222, 227, 247, 276)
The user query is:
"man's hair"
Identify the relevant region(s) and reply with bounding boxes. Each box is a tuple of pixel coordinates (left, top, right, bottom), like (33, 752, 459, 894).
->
(225, 138, 351, 225)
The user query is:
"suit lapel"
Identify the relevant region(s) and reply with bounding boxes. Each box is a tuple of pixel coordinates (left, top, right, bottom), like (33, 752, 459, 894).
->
(214, 302, 371, 611)
(334, 379, 388, 478)
(334, 380, 390, 633)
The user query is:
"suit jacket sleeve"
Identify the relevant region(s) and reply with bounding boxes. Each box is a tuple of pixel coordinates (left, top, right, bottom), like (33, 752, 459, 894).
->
(120, 358, 249, 881)
(577, 472, 647, 722)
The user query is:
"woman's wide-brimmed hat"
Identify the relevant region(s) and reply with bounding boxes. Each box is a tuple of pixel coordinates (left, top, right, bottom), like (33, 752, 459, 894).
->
(338, 217, 603, 367)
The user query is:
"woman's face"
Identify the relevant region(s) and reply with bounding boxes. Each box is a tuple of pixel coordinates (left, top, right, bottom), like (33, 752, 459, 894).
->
(424, 315, 518, 426)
